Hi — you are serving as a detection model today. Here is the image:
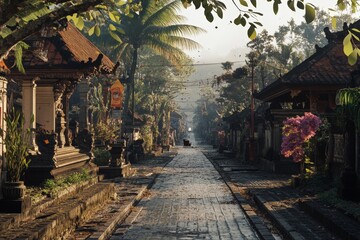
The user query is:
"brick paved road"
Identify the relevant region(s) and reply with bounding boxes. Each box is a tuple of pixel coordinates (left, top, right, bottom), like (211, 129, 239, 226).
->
(110, 147, 259, 240)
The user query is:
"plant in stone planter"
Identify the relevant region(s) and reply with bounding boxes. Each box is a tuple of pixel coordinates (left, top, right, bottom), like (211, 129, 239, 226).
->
(93, 119, 121, 146)
(281, 112, 321, 185)
(0, 108, 31, 200)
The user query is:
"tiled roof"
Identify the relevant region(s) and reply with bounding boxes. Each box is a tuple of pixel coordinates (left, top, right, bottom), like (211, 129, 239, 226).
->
(58, 24, 114, 70)
(9, 23, 114, 73)
(255, 20, 360, 101)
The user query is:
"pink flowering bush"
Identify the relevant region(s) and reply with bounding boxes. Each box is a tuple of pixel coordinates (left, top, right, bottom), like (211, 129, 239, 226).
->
(281, 112, 321, 163)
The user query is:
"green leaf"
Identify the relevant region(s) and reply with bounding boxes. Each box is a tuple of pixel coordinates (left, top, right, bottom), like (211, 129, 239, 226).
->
(253, 21, 263, 26)
(116, 27, 125, 35)
(305, 4, 315, 23)
(250, 0, 256, 7)
(287, 0, 295, 11)
(109, 11, 117, 22)
(247, 25, 256, 40)
(194, 0, 201, 9)
(240, 17, 246, 26)
(88, 25, 95, 36)
(116, 0, 127, 6)
(205, 11, 214, 22)
(234, 15, 241, 25)
(331, 17, 337, 30)
(351, 0, 357, 13)
(343, 33, 353, 56)
(273, 1, 279, 14)
(355, 48, 360, 56)
(351, 28, 360, 33)
(109, 24, 117, 31)
(338, 0, 346, 10)
(14, 41, 29, 74)
(6, 17, 18, 27)
(297, 1, 304, 9)
(0, 26, 12, 38)
(94, 25, 101, 37)
(109, 31, 123, 43)
(217, 7, 223, 18)
(239, 0, 248, 7)
(76, 17, 84, 30)
(348, 50, 358, 65)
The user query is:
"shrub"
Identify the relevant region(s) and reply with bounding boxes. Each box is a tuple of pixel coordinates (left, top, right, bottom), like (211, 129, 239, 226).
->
(93, 147, 110, 166)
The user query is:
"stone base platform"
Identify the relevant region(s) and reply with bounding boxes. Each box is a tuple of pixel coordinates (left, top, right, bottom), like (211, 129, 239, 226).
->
(0, 197, 31, 213)
(98, 164, 134, 179)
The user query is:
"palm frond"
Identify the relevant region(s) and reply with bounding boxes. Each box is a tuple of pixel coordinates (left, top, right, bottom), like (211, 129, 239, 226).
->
(159, 35, 202, 50)
(336, 88, 360, 128)
(143, 0, 184, 26)
(144, 24, 206, 36)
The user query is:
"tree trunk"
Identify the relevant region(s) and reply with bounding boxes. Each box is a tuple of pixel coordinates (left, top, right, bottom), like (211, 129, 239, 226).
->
(123, 47, 138, 123)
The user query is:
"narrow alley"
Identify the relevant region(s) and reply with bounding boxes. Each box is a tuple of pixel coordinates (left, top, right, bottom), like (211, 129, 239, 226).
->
(110, 139, 259, 239)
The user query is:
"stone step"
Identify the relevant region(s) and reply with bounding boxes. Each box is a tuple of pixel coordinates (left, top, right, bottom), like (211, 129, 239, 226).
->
(299, 199, 360, 240)
(68, 178, 154, 240)
(254, 191, 340, 240)
(55, 152, 90, 168)
(55, 147, 80, 156)
(0, 183, 115, 240)
(56, 146, 79, 155)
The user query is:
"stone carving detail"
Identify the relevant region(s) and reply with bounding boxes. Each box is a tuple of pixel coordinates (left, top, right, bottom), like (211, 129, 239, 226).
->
(54, 81, 68, 148)
(35, 128, 57, 163)
(77, 129, 94, 158)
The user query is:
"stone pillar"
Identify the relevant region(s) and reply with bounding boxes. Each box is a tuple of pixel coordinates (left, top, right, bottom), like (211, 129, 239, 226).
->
(77, 78, 90, 131)
(36, 86, 55, 131)
(22, 79, 38, 151)
(64, 82, 77, 146)
(0, 76, 7, 198)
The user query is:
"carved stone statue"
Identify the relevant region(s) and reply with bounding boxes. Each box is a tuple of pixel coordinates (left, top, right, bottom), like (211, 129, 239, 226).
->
(77, 128, 93, 155)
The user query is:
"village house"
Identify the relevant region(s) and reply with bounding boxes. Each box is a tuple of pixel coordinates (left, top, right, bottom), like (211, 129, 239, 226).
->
(0, 22, 117, 191)
(254, 21, 360, 198)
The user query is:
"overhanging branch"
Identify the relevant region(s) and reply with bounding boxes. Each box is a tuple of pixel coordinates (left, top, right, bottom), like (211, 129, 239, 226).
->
(0, 0, 103, 58)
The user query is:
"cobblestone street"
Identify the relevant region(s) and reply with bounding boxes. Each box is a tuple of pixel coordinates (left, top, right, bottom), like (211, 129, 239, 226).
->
(110, 146, 259, 240)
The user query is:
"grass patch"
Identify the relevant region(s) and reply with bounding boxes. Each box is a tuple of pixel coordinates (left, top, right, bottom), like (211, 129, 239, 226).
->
(27, 170, 92, 203)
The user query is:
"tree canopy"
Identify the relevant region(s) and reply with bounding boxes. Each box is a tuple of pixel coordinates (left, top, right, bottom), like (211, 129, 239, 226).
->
(1, 0, 360, 66)
(0, 0, 141, 61)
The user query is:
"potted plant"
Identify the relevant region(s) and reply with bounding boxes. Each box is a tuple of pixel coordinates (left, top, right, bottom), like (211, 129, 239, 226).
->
(0, 108, 31, 200)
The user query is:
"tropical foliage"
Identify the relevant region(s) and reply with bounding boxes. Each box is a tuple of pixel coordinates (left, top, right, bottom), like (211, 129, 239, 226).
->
(87, 78, 121, 144)
(135, 53, 192, 145)
(0, 0, 359, 70)
(0, 0, 140, 60)
(181, 0, 316, 40)
(336, 87, 360, 128)
(193, 86, 223, 140)
(106, 0, 204, 113)
(0, 108, 31, 182)
(88, 83, 109, 124)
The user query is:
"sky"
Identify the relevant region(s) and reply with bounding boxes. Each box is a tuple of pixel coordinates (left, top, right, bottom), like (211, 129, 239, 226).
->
(179, 0, 342, 63)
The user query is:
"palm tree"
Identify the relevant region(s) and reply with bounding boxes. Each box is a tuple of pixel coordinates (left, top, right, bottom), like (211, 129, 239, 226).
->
(109, 0, 205, 116)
